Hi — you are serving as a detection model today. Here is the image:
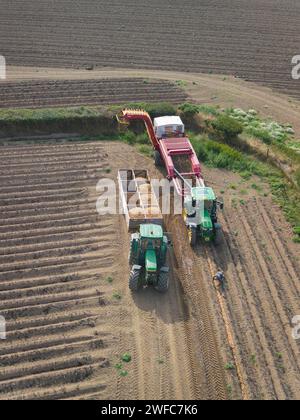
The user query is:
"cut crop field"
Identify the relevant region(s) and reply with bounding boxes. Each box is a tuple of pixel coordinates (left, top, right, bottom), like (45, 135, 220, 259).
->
(0, 78, 187, 109)
(0, 0, 300, 98)
(0, 139, 299, 400)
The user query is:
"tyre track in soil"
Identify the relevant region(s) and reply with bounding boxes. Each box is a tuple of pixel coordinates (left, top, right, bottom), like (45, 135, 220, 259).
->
(207, 194, 300, 399)
(165, 215, 227, 400)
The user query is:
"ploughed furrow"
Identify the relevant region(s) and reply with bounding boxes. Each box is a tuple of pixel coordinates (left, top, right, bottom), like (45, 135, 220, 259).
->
(0, 157, 102, 171)
(0, 235, 102, 256)
(1, 0, 299, 98)
(207, 218, 282, 399)
(0, 227, 112, 249)
(0, 179, 84, 195)
(0, 333, 104, 357)
(6, 315, 102, 342)
(0, 248, 113, 274)
(235, 203, 300, 397)
(0, 215, 99, 234)
(0, 221, 105, 240)
(0, 163, 103, 178)
(0, 209, 99, 228)
(0, 140, 118, 400)
(0, 78, 186, 108)
(0, 255, 113, 282)
(9, 382, 107, 401)
(0, 149, 104, 162)
(0, 205, 90, 220)
(216, 199, 300, 400)
(0, 168, 102, 185)
(0, 362, 107, 396)
(0, 270, 103, 293)
(0, 143, 106, 156)
(0, 188, 88, 204)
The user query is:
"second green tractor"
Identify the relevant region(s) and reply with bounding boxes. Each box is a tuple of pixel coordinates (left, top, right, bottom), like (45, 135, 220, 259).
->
(129, 224, 170, 293)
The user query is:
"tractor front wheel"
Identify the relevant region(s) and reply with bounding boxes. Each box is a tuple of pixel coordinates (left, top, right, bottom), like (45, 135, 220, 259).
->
(129, 269, 141, 292)
(155, 270, 169, 293)
(188, 226, 197, 247)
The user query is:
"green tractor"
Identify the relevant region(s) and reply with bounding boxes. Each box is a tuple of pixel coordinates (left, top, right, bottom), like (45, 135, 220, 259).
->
(129, 224, 170, 293)
(184, 186, 224, 247)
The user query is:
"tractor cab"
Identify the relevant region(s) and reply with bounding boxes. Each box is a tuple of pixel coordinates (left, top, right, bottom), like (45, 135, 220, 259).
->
(154, 116, 185, 139)
(140, 224, 164, 275)
(184, 187, 223, 246)
(129, 224, 169, 292)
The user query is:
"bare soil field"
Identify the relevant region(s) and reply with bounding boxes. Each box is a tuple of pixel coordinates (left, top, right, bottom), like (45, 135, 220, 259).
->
(0, 0, 299, 98)
(0, 78, 186, 109)
(0, 140, 226, 400)
(0, 139, 299, 400)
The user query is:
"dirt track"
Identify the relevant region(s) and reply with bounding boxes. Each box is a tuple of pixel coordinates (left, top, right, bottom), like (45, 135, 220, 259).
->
(6, 66, 300, 137)
(1, 0, 300, 98)
(0, 139, 299, 400)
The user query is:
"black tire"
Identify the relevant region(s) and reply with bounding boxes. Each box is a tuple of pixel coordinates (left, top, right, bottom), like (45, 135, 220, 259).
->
(188, 226, 197, 247)
(155, 270, 169, 293)
(129, 269, 141, 292)
(154, 150, 163, 167)
(213, 227, 222, 245)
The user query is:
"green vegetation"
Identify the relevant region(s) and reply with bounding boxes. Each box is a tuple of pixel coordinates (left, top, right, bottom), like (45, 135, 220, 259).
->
(226, 384, 233, 398)
(119, 370, 129, 377)
(226, 108, 293, 145)
(106, 276, 114, 284)
(175, 80, 188, 87)
(211, 114, 244, 141)
(0, 106, 103, 122)
(250, 354, 257, 366)
(138, 144, 153, 157)
(179, 102, 220, 117)
(189, 133, 300, 240)
(121, 353, 132, 363)
(114, 353, 132, 377)
(112, 291, 122, 301)
(225, 362, 235, 371)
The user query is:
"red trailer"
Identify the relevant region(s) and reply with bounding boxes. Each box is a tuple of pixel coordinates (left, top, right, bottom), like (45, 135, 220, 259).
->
(117, 109, 204, 196)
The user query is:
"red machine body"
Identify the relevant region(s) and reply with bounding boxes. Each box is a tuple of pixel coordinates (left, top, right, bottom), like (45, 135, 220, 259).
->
(117, 109, 203, 196)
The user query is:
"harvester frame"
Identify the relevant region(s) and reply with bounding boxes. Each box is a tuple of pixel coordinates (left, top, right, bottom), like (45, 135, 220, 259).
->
(117, 109, 204, 197)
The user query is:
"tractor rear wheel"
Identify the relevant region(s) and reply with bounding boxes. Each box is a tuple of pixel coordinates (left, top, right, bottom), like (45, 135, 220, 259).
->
(154, 150, 163, 167)
(213, 228, 222, 245)
(129, 269, 141, 292)
(188, 226, 197, 247)
(155, 270, 169, 293)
